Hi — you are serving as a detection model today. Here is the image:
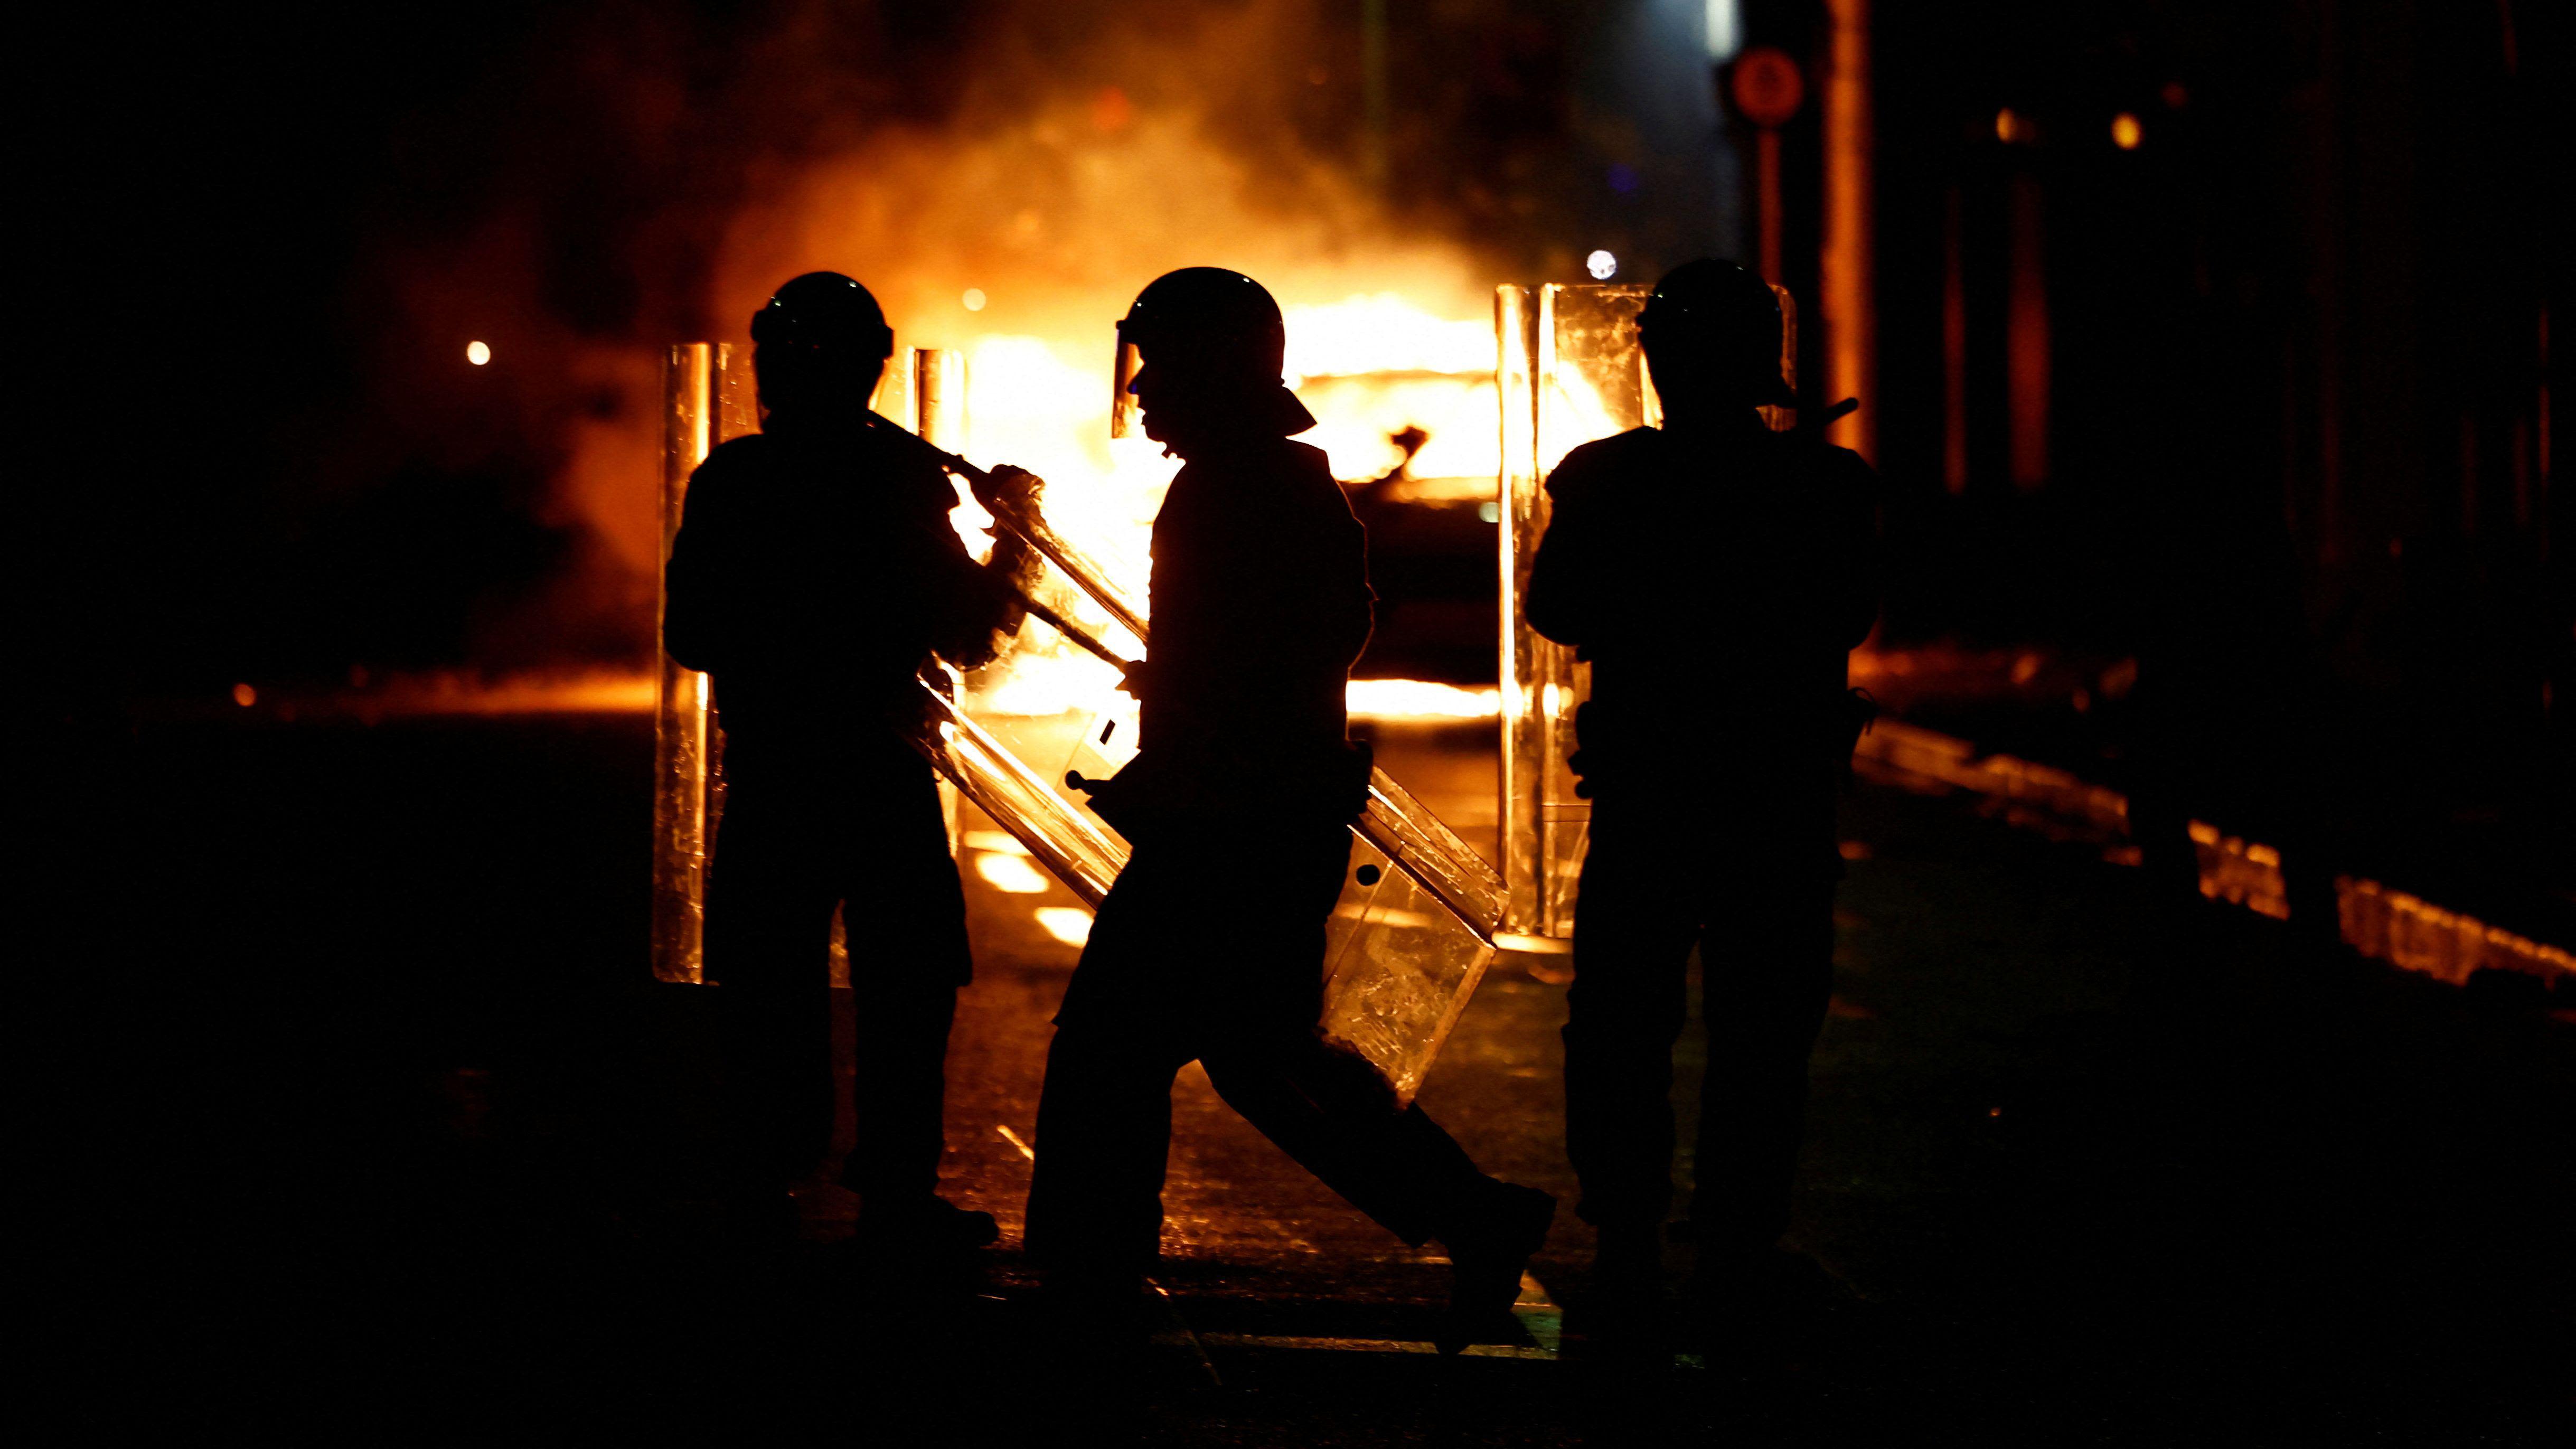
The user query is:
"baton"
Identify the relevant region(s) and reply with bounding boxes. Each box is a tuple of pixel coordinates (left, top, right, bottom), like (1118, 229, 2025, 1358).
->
(864, 411, 1152, 641)
(870, 408, 991, 484)
(1012, 592, 1134, 671)
(1804, 397, 1860, 431)
(862, 411, 1140, 670)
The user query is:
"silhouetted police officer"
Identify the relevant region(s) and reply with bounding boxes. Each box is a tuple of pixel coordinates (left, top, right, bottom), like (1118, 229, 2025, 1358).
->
(1527, 260, 1879, 1312)
(663, 272, 1036, 1248)
(1024, 268, 1554, 1333)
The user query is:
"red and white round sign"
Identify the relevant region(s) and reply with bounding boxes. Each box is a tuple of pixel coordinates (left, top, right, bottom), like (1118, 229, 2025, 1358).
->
(1731, 46, 1806, 129)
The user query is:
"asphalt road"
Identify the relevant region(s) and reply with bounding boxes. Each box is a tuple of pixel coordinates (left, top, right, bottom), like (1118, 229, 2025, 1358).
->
(65, 711, 2573, 1443)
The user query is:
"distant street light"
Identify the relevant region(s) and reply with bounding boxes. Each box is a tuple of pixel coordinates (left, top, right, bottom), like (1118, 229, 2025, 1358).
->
(1586, 250, 1619, 280)
(2111, 112, 2142, 150)
(1705, 0, 1741, 61)
(466, 341, 491, 365)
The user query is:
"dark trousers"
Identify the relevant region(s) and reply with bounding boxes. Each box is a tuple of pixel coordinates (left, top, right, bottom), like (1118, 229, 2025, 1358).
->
(704, 730, 971, 1199)
(1563, 786, 1838, 1253)
(1024, 825, 1494, 1272)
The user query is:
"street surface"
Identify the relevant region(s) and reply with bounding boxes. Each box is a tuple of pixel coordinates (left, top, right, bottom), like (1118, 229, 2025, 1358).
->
(87, 711, 2572, 1442)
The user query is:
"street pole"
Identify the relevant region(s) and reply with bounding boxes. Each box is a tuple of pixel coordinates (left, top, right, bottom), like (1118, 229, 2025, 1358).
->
(1822, 0, 1875, 459)
(1757, 126, 1783, 283)
(1726, 46, 1804, 288)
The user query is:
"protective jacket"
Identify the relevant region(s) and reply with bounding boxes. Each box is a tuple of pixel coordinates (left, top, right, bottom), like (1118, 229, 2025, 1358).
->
(1097, 435, 1374, 831)
(663, 411, 1017, 753)
(1526, 417, 1878, 796)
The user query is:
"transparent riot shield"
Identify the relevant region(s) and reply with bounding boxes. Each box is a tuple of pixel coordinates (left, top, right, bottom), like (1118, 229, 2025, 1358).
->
(965, 484, 1507, 1104)
(1494, 282, 1795, 940)
(656, 346, 1505, 1104)
(650, 343, 922, 986)
(651, 343, 757, 984)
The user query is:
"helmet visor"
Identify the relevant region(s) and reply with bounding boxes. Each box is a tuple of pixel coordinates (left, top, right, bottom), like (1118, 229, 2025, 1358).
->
(1109, 325, 1144, 440)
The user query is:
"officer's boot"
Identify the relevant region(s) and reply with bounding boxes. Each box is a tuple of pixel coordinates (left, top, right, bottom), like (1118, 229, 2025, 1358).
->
(1437, 1179, 1557, 1349)
(852, 1192, 1001, 1258)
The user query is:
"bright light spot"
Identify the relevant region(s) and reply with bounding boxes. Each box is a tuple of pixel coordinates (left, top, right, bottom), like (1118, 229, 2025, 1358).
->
(974, 851, 1051, 895)
(971, 646, 1126, 717)
(231, 682, 256, 708)
(1035, 906, 1094, 947)
(1347, 679, 1501, 720)
(962, 829, 1030, 856)
(465, 341, 491, 366)
(1996, 108, 2033, 144)
(1704, 0, 1741, 61)
(1477, 500, 1500, 523)
(1542, 682, 1565, 717)
(962, 288, 988, 312)
(1585, 250, 1619, 280)
(1282, 295, 1496, 377)
(2110, 112, 2142, 149)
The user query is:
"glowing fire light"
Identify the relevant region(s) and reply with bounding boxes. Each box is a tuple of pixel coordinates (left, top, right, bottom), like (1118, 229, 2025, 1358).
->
(2110, 113, 2142, 150)
(1585, 250, 1619, 280)
(1282, 294, 1496, 377)
(231, 682, 256, 708)
(962, 288, 988, 312)
(466, 341, 491, 365)
(330, 669, 1501, 723)
(1347, 680, 1500, 720)
(914, 287, 1529, 724)
(1035, 906, 1095, 946)
(972, 851, 1051, 895)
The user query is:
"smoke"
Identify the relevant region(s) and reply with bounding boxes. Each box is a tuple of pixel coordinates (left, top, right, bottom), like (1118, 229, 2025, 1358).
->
(717, 101, 1497, 354)
(534, 0, 1526, 667)
(93, 0, 1677, 686)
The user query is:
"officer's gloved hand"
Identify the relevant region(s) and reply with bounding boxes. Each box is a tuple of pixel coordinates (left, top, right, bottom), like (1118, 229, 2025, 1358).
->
(972, 465, 1046, 591)
(973, 463, 1045, 518)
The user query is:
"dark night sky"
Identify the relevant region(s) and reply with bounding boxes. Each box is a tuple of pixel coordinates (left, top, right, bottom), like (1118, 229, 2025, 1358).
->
(37, 4, 999, 697)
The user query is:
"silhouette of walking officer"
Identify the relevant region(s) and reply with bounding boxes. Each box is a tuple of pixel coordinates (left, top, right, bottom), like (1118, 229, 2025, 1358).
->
(663, 271, 1037, 1248)
(1024, 268, 1554, 1334)
(1527, 260, 1879, 1316)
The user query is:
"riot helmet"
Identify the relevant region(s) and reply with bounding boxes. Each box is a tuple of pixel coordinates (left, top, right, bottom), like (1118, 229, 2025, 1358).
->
(1111, 267, 1313, 443)
(750, 272, 895, 420)
(750, 271, 894, 356)
(1636, 259, 1797, 410)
